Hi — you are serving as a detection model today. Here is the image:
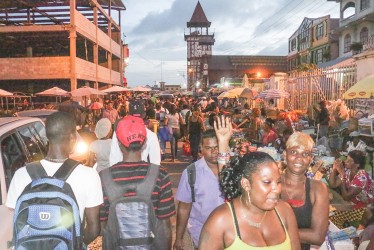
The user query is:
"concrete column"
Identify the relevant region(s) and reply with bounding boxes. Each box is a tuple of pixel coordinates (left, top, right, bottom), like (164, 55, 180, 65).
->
(69, 0, 77, 91)
(93, 6, 99, 88)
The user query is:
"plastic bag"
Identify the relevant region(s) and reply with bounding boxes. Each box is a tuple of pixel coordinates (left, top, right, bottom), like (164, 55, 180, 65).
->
(183, 140, 191, 156)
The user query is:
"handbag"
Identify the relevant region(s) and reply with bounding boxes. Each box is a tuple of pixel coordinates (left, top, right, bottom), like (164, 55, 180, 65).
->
(183, 140, 191, 156)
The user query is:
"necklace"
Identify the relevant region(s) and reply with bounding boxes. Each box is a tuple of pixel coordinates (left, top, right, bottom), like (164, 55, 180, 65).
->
(45, 157, 68, 163)
(240, 197, 268, 228)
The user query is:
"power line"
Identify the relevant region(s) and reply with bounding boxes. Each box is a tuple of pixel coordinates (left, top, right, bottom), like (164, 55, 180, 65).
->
(218, 0, 337, 54)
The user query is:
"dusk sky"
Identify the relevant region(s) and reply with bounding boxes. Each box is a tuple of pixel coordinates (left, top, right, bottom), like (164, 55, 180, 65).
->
(121, 0, 340, 87)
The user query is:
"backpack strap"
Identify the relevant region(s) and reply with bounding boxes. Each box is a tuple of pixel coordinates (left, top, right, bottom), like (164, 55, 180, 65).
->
(53, 159, 81, 181)
(26, 161, 48, 180)
(136, 164, 160, 199)
(100, 164, 160, 204)
(187, 163, 196, 202)
(100, 168, 125, 204)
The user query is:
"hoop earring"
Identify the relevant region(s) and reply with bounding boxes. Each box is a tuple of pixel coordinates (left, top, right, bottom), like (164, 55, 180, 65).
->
(246, 190, 251, 207)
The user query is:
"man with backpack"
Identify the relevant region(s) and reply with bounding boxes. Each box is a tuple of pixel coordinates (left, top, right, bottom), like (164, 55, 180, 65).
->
(6, 111, 103, 249)
(109, 99, 162, 166)
(173, 128, 231, 249)
(99, 115, 176, 249)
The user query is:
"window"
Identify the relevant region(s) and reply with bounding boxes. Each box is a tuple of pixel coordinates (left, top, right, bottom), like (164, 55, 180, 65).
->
(342, 2, 356, 19)
(316, 23, 324, 39)
(291, 39, 297, 51)
(1, 134, 27, 190)
(344, 34, 352, 53)
(18, 125, 46, 162)
(360, 27, 369, 43)
(315, 49, 323, 64)
(361, 0, 369, 10)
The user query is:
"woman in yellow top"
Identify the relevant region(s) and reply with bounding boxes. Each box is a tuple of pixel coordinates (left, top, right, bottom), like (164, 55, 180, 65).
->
(199, 151, 301, 250)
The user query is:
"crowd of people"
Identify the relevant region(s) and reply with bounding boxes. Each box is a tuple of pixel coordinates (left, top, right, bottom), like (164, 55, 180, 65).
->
(3, 91, 374, 250)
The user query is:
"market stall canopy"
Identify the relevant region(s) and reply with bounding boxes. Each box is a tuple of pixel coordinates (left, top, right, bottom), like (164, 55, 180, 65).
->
(217, 90, 239, 99)
(257, 89, 290, 99)
(218, 87, 258, 99)
(132, 86, 152, 92)
(102, 86, 133, 93)
(343, 74, 374, 99)
(0, 89, 13, 96)
(70, 86, 107, 97)
(35, 87, 70, 96)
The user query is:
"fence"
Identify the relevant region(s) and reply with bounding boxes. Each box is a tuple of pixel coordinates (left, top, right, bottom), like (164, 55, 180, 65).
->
(286, 62, 357, 111)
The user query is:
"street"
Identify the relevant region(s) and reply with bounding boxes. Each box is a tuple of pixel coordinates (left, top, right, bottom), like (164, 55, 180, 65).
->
(89, 140, 196, 250)
(162, 140, 196, 250)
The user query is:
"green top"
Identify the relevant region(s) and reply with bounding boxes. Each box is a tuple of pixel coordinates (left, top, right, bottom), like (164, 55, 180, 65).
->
(225, 202, 291, 250)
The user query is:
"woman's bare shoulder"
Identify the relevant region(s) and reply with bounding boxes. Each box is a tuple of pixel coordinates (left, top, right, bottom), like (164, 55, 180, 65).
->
(274, 200, 294, 216)
(204, 202, 233, 231)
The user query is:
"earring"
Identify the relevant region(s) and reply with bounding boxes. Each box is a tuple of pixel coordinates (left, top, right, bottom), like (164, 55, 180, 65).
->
(246, 190, 251, 207)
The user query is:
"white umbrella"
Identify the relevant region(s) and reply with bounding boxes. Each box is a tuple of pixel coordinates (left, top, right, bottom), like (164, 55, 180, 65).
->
(217, 91, 239, 99)
(0, 89, 13, 96)
(257, 89, 290, 99)
(70, 86, 107, 97)
(36, 87, 70, 103)
(102, 86, 133, 93)
(36, 87, 69, 97)
(0, 89, 13, 109)
(132, 86, 152, 92)
(224, 87, 258, 99)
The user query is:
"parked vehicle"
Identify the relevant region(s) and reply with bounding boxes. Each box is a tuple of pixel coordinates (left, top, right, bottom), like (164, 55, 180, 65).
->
(14, 109, 89, 162)
(0, 117, 88, 249)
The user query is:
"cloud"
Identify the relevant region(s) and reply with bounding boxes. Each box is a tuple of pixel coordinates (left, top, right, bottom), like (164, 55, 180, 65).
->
(124, 0, 341, 86)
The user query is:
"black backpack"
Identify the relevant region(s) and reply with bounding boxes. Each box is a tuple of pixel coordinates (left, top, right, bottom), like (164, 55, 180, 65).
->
(100, 164, 168, 250)
(13, 159, 82, 250)
(187, 163, 196, 202)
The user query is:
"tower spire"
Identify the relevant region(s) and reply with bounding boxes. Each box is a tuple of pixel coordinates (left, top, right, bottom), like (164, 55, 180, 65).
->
(188, 1, 211, 28)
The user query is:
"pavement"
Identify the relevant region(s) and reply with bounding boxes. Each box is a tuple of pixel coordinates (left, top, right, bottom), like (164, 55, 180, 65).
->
(89, 140, 196, 250)
(162, 140, 196, 250)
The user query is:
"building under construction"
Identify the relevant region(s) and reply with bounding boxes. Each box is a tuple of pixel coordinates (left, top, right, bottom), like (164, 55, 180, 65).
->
(0, 0, 127, 94)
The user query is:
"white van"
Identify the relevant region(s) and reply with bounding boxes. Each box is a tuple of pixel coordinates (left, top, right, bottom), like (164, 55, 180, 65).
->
(0, 117, 88, 249)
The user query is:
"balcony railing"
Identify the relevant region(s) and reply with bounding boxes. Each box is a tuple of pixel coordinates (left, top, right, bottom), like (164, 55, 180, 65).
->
(363, 35, 374, 51)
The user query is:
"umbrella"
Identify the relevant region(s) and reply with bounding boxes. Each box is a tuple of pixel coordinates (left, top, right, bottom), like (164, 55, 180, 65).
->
(343, 74, 374, 99)
(132, 86, 152, 92)
(102, 86, 133, 93)
(0, 89, 13, 96)
(240, 88, 258, 99)
(222, 87, 258, 99)
(35, 87, 69, 97)
(257, 89, 290, 99)
(88, 102, 103, 110)
(0, 89, 12, 109)
(70, 86, 107, 97)
(217, 91, 239, 99)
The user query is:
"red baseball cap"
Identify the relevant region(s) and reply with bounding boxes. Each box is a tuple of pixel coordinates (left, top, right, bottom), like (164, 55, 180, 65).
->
(116, 115, 147, 147)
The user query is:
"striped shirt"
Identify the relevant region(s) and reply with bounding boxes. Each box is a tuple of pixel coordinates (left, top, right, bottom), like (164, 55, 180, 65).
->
(99, 161, 176, 221)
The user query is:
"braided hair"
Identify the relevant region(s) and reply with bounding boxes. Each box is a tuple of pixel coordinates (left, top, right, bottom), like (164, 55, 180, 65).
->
(219, 152, 276, 201)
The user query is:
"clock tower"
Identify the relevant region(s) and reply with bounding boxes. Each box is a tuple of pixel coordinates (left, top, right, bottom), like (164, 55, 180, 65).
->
(185, 1, 215, 91)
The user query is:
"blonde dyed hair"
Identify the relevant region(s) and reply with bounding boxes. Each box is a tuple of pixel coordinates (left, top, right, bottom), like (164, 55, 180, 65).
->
(286, 131, 314, 151)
